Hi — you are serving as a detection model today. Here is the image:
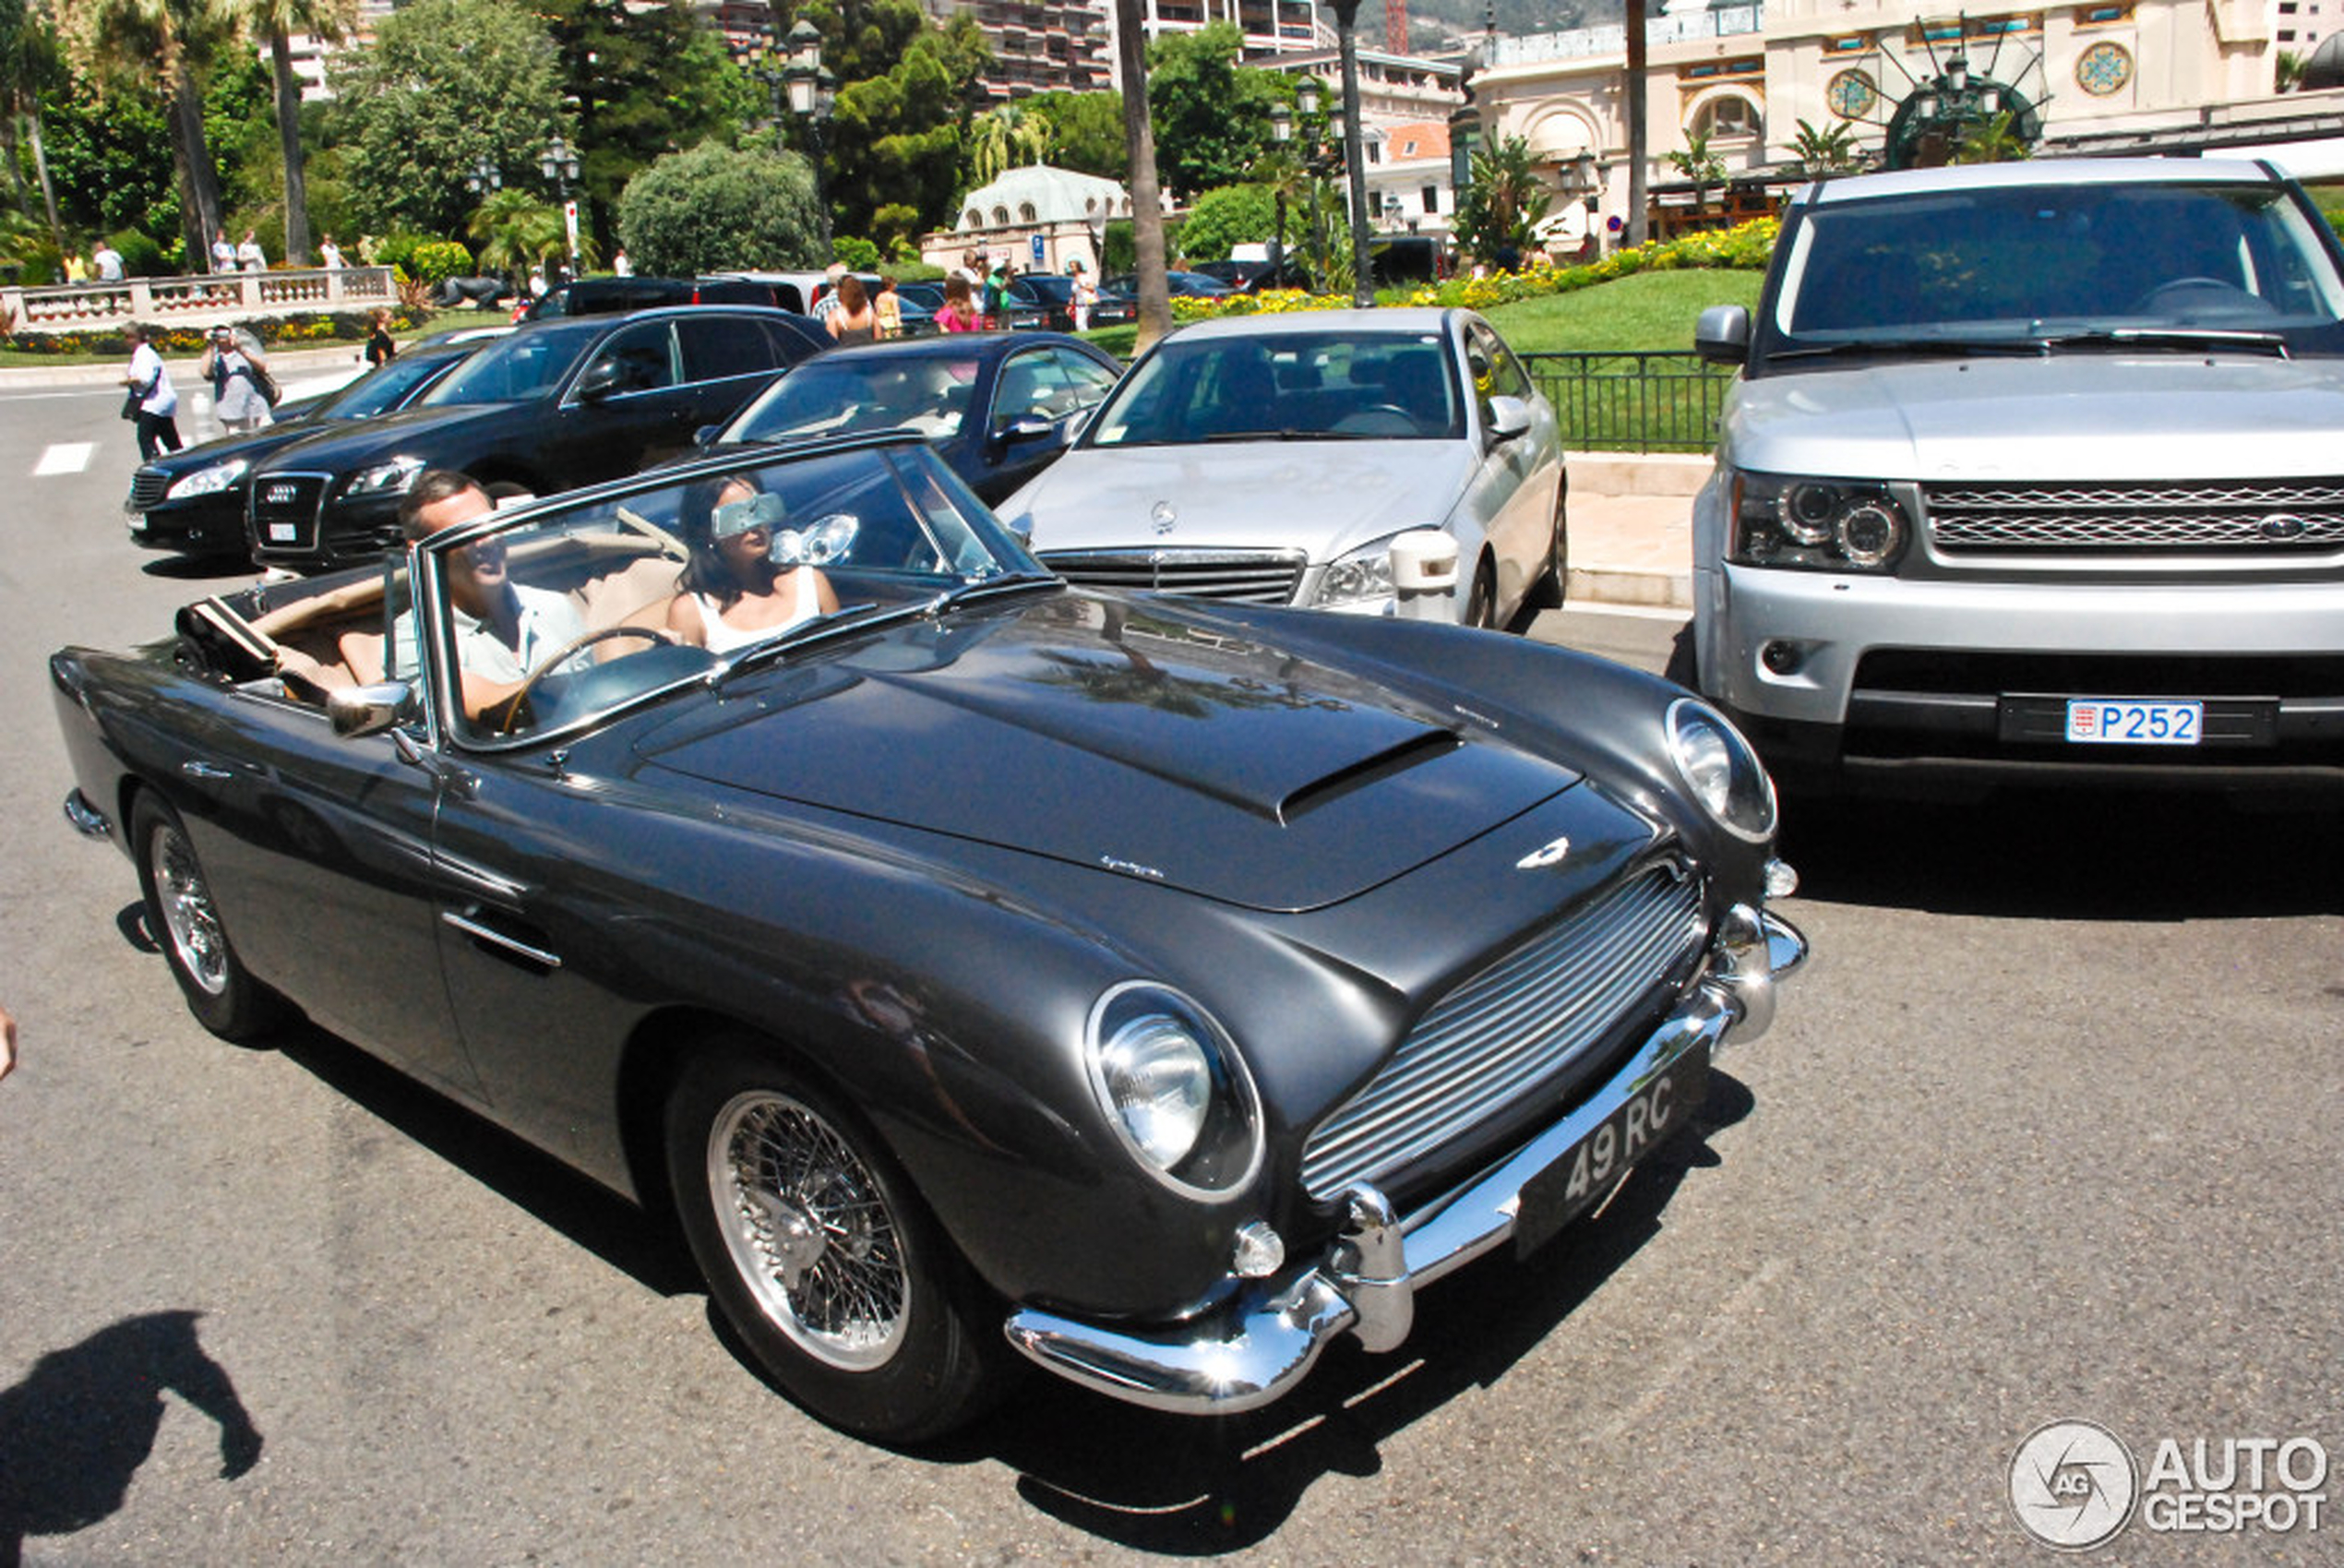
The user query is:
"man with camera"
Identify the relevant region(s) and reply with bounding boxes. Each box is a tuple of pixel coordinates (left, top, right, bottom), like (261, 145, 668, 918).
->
(199, 325, 274, 436)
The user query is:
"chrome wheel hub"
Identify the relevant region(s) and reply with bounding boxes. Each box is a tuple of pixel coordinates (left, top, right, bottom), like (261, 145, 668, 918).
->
(153, 825, 229, 997)
(707, 1091, 909, 1371)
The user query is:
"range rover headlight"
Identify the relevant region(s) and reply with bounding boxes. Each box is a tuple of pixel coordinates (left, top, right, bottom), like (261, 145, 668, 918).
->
(1311, 534, 1402, 610)
(344, 455, 427, 498)
(1084, 982, 1262, 1200)
(165, 458, 248, 500)
(1667, 698, 1776, 843)
(1731, 473, 1911, 573)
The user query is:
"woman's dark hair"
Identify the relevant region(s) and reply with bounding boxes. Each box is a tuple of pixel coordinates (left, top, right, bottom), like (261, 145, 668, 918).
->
(835, 274, 869, 313)
(675, 474, 768, 608)
(942, 274, 973, 309)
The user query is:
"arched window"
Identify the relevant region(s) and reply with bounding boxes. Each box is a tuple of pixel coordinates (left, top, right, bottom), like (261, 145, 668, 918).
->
(1020, 202, 1038, 221)
(1691, 94, 1762, 143)
(992, 205, 1011, 225)
(963, 209, 982, 228)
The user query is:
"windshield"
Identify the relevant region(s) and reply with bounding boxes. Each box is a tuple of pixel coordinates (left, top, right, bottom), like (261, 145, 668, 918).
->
(1088, 329, 1462, 445)
(318, 352, 463, 420)
(409, 442, 1045, 748)
(1771, 178, 2344, 347)
(726, 353, 982, 443)
(418, 321, 603, 406)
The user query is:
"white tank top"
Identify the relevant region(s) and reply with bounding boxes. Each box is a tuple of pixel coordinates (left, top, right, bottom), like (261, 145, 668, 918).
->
(682, 572, 824, 653)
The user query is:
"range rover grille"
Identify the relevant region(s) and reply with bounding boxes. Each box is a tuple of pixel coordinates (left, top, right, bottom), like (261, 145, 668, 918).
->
(1298, 864, 1706, 1203)
(1926, 479, 2344, 552)
(1040, 547, 1307, 604)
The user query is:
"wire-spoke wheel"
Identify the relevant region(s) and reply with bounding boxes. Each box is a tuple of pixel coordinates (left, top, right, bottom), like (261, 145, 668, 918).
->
(666, 1039, 1010, 1441)
(132, 793, 287, 1040)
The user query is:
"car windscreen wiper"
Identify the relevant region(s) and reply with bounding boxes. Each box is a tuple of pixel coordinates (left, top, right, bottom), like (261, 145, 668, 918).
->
(712, 601, 900, 687)
(2032, 328, 2290, 357)
(1769, 337, 2052, 362)
(927, 569, 1062, 614)
(1196, 428, 1338, 442)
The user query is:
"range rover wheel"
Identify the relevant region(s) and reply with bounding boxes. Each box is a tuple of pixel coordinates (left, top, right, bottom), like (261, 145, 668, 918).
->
(132, 793, 288, 1041)
(664, 1039, 1009, 1442)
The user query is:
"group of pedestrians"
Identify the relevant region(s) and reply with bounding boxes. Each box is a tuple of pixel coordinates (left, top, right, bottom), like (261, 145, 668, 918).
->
(936, 250, 1098, 333)
(119, 320, 276, 461)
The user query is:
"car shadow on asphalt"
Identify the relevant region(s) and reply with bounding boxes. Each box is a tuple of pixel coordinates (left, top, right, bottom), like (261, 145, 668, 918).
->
(138, 554, 264, 582)
(1777, 786, 2344, 920)
(899, 1071, 1758, 1554)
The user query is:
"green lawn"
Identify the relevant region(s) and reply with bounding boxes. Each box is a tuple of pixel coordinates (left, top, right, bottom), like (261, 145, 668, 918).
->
(1483, 269, 1764, 354)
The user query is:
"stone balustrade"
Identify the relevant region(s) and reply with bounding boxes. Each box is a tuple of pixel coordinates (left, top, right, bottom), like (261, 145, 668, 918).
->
(3, 266, 398, 334)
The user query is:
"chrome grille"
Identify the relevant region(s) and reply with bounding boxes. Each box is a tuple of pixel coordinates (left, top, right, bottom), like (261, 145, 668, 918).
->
(1299, 865, 1706, 1202)
(127, 468, 170, 510)
(1926, 479, 2344, 552)
(1041, 547, 1307, 604)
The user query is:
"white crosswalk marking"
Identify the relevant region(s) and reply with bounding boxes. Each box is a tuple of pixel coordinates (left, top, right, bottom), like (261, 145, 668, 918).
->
(33, 441, 96, 475)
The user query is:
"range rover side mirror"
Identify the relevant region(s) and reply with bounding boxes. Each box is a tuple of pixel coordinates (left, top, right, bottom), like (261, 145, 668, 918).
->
(1694, 305, 1752, 365)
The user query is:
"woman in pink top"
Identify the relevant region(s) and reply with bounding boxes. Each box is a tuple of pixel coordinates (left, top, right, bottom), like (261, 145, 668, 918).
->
(936, 273, 981, 333)
(665, 475, 842, 653)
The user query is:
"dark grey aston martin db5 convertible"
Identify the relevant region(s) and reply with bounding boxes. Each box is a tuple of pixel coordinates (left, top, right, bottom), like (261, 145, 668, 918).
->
(52, 434, 1805, 1442)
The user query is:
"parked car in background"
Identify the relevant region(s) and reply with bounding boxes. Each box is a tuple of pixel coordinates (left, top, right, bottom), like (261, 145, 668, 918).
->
(705, 332, 1122, 501)
(1103, 270, 1234, 301)
(245, 306, 828, 572)
(1192, 257, 1313, 293)
(519, 276, 781, 320)
(52, 435, 1803, 1442)
(1006, 272, 1135, 331)
(999, 307, 1568, 629)
(125, 335, 502, 560)
(1687, 156, 2344, 796)
(707, 272, 939, 337)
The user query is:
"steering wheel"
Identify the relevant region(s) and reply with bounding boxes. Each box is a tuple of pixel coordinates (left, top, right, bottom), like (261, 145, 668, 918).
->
(2129, 276, 2254, 312)
(1331, 405, 1417, 436)
(489, 625, 672, 735)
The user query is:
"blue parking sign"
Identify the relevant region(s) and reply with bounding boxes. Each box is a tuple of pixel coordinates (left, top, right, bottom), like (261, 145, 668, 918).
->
(1030, 233, 1045, 266)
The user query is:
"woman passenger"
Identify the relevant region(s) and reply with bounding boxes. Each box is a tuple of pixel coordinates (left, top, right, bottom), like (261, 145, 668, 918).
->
(665, 474, 842, 652)
(825, 274, 879, 345)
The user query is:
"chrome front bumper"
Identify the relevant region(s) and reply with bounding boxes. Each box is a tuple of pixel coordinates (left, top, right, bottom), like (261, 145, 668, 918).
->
(1004, 905, 1807, 1414)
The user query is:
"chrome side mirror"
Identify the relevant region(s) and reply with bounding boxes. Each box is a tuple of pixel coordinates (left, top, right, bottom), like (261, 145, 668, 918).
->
(329, 681, 414, 738)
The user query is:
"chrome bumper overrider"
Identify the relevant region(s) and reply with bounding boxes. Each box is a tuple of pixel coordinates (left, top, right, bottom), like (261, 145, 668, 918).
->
(1003, 905, 1807, 1415)
(63, 790, 113, 840)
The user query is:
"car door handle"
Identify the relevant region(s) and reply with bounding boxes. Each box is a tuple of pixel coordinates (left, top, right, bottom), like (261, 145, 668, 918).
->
(180, 760, 234, 780)
(440, 908, 562, 971)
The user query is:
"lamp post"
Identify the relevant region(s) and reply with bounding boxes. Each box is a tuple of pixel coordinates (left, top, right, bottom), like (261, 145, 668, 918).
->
(1269, 101, 1292, 282)
(1326, 0, 1376, 309)
(782, 17, 836, 257)
(465, 155, 502, 196)
(1290, 78, 1344, 293)
(539, 134, 580, 280)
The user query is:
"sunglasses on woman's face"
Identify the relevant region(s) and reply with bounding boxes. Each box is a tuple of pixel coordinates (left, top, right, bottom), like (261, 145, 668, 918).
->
(712, 491, 788, 539)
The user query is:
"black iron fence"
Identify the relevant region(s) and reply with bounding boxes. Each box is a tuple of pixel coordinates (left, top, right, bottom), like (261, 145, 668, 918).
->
(1520, 351, 1737, 454)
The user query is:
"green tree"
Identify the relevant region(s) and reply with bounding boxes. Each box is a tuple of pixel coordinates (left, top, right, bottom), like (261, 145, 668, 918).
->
(541, 0, 754, 264)
(466, 185, 563, 277)
(55, 0, 236, 265)
(1144, 22, 1279, 199)
(327, 0, 567, 238)
(1174, 182, 1272, 262)
(1451, 135, 1549, 267)
(1665, 130, 1726, 193)
(1788, 117, 1860, 179)
(1254, 147, 1307, 273)
(2277, 48, 2304, 92)
(615, 137, 823, 275)
(36, 68, 176, 249)
(1020, 89, 1123, 179)
(1951, 109, 2032, 165)
(0, 0, 69, 240)
(792, 0, 987, 255)
(231, 0, 350, 262)
(965, 100, 1047, 186)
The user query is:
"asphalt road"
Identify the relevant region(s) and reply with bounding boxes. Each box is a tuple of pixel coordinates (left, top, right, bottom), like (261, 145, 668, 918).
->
(3, 388, 2340, 1565)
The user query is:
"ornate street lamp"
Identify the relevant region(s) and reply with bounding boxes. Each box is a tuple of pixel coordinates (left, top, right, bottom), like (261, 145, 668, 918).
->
(465, 155, 502, 196)
(1269, 102, 1293, 281)
(539, 134, 581, 278)
(1322, 0, 1376, 309)
(782, 17, 835, 255)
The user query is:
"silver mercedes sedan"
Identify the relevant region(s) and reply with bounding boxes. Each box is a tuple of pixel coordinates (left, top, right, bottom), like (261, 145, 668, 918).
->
(996, 307, 1569, 630)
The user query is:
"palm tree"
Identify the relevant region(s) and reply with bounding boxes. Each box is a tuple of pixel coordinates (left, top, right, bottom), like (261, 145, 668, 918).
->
(0, 0, 66, 243)
(467, 186, 566, 281)
(1111, 0, 1169, 350)
(1254, 146, 1307, 278)
(57, 0, 231, 267)
(233, 0, 353, 265)
(967, 102, 1048, 187)
(1788, 117, 1860, 179)
(1951, 110, 2032, 166)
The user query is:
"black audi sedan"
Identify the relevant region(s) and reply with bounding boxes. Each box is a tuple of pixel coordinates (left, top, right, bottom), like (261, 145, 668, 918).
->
(705, 332, 1121, 501)
(245, 305, 828, 572)
(126, 338, 489, 560)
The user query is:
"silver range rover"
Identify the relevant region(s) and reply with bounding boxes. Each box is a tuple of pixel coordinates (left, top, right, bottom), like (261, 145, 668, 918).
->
(1688, 157, 2344, 796)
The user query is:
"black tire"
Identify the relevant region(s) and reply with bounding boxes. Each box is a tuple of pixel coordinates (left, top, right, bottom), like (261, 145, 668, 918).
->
(664, 1038, 1010, 1442)
(131, 793, 289, 1041)
(1464, 555, 1499, 630)
(1525, 482, 1569, 615)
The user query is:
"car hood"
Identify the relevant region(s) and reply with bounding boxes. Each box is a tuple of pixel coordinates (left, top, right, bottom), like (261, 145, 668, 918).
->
(631, 592, 1588, 911)
(251, 401, 515, 472)
(1729, 353, 2344, 480)
(138, 418, 322, 479)
(1004, 442, 1474, 561)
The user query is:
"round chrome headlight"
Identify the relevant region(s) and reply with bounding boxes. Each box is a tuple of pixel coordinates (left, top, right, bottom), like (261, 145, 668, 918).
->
(1666, 698, 1777, 843)
(1084, 983, 1262, 1200)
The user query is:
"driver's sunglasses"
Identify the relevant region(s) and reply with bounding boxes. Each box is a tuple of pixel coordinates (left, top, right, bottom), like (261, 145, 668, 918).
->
(457, 537, 507, 569)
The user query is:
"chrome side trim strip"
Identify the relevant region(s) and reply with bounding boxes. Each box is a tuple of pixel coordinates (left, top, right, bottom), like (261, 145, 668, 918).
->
(63, 789, 114, 840)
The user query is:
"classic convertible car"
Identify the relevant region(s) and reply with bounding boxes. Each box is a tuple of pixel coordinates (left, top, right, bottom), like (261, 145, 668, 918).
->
(53, 437, 1804, 1442)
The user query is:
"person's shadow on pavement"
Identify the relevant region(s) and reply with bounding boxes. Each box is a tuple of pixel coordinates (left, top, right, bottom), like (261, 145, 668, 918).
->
(0, 1311, 262, 1567)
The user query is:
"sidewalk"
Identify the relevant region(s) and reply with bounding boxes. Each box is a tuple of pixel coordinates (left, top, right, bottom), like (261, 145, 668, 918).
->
(1565, 452, 1704, 611)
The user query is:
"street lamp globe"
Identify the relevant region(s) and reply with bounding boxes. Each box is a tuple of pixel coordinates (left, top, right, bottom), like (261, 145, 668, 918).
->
(1270, 102, 1292, 144)
(1297, 78, 1321, 118)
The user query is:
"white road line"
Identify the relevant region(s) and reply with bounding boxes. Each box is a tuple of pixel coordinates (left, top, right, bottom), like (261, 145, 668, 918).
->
(33, 441, 96, 476)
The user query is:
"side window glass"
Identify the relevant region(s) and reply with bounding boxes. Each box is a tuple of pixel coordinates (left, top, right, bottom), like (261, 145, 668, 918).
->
(582, 322, 676, 396)
(680, 315, 779, 384)
(1475, 325, 1534, 401)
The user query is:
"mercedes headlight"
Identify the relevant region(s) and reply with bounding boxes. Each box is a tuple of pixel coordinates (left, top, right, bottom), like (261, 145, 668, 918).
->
(1084, 983, 1262, 1200)
(344, 455, 427, 498)
(1310, 533, 1405, 611)
(164, 458, 247, 500)
(1728, 473, 1910, 573)
(1667, 698, 1776, 843)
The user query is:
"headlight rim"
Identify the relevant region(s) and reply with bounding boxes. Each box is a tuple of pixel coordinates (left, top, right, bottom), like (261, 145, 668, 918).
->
(164, 457, 249, 501)
(1082, 980, 1264, 1203)
(1310, 530, 1419, 609)
(343, 454, 428, 498)
(1665, 697, 1778, 844)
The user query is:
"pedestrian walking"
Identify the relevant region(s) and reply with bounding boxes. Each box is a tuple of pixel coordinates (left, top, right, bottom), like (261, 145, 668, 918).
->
(63, 251, 88, 282)
(825, 275, 879, 345)
(936, 274, 980, 333)
(981, 258, 1009, 329)
(365, 306, 398, 368)
(1070, 259, 1095, 332)
(810, 262, 848, 328)
(209, 229, 236, 273)
(202, 326, 274, 435)
(236, 230, 266, 272)
(318, 233, 345, 269)
(93, 241, 125, 281)
(613, 247, 633, 277)
(873, 276, 903, 340)
(122, 322, 182, 461)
